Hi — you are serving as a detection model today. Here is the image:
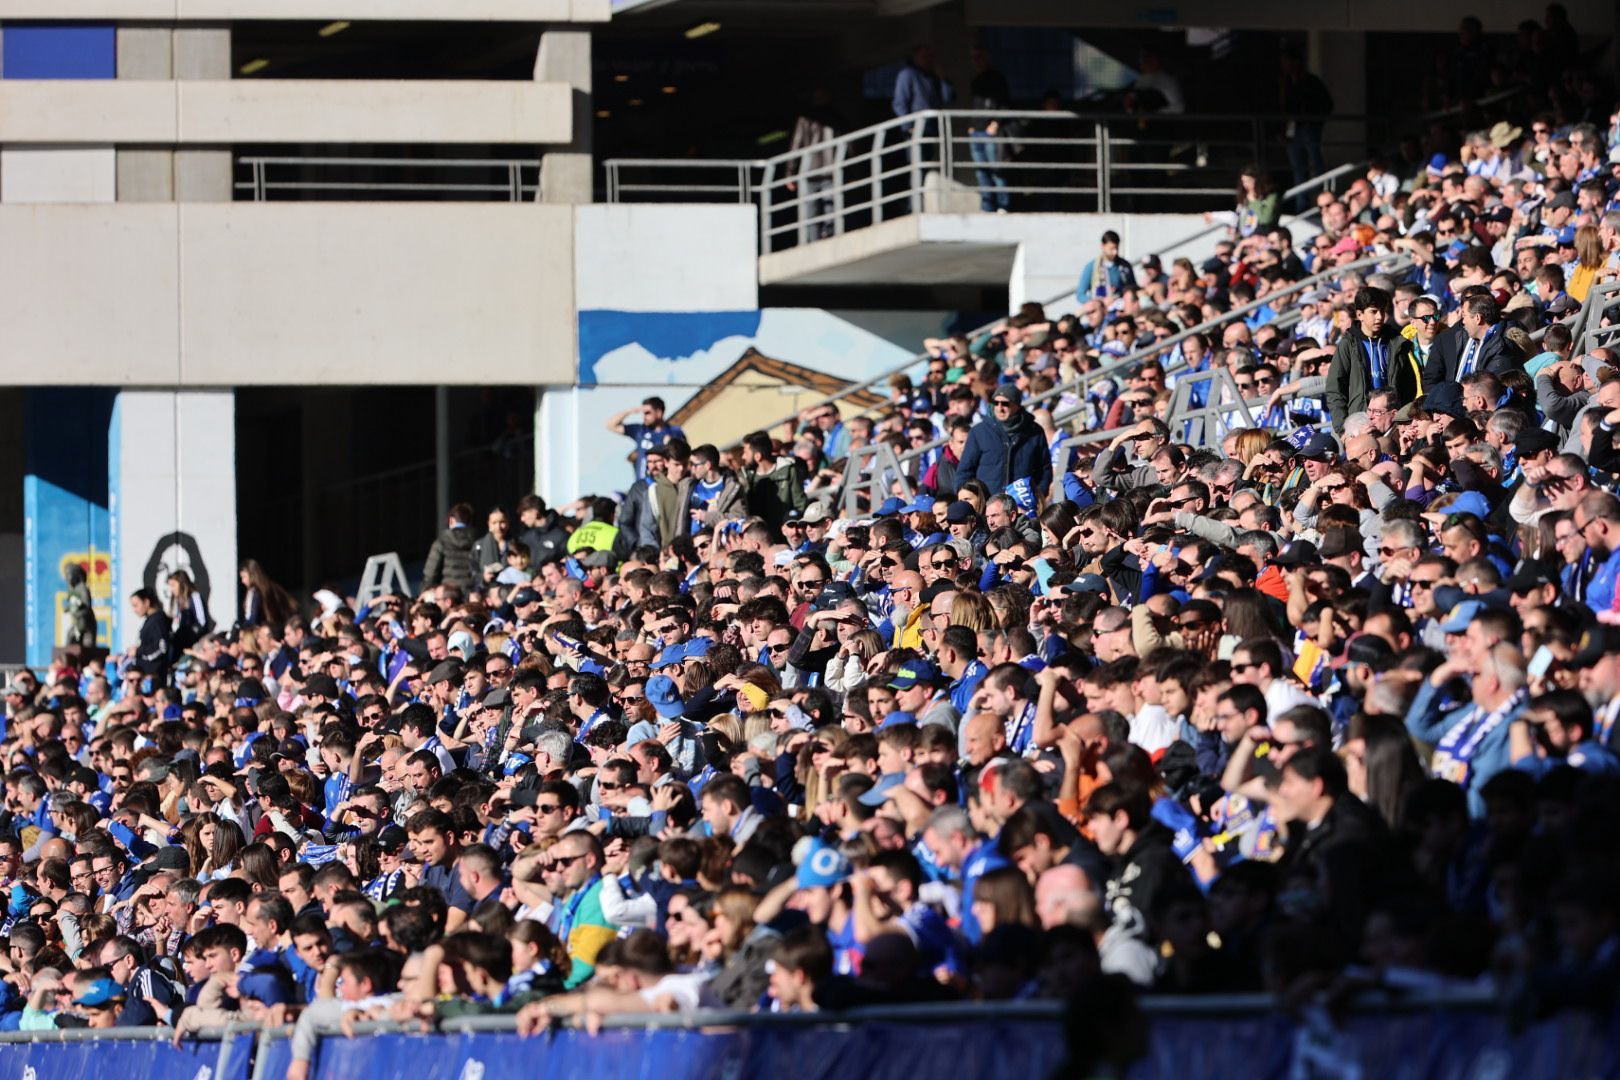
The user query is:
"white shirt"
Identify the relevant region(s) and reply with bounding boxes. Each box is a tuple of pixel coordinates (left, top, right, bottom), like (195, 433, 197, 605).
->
(1264, 678, 1319, 723)
(1128, 704, 1181, 754)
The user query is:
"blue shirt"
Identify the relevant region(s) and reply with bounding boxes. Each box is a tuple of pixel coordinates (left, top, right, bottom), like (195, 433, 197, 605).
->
(959, 841, 1011, 945)
(949, 660, 989, 716)
(620, 421, 686, 480)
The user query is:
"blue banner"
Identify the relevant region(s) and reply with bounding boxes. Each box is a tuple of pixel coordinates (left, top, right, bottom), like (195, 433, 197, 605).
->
(0, 1031, 254, 1080)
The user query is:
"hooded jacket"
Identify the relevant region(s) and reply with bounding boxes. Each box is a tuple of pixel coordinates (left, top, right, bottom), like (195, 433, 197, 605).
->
(956, 408, 1051, 494)
(740, 456, 808, 529)
(422, 525, 475, 591)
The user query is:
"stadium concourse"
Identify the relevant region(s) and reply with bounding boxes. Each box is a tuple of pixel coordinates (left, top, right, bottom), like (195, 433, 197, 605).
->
(6, 23, 1620, 1080)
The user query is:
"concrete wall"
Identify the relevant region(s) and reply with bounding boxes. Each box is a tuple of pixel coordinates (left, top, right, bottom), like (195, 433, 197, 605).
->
(0, 0, 608, 20)
(0, 80, 573, 145)
(0, 202, 578, 386)
(109, 390, 238, 650)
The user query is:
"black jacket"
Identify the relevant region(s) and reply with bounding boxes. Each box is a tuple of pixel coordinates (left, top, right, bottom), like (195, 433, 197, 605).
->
(520, 514, 571, 567)
(133, 612, 171, 678)
(957, 409, 1051, 494)
(1279, 793, 1396, 956)
(1421, 323, 1524, 387)
(1103, 821, 1193, 939)
(422, 525, 475, 591)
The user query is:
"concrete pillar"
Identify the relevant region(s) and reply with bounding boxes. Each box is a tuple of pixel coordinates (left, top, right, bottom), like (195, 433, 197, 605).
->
(116, 26, 231, 203)
(535, 30, 592, 204)
(1307, 30, 1366, 170)
(109, 392, 239, 650)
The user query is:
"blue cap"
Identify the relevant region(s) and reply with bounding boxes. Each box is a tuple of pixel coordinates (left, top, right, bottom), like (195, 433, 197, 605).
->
(904, 495, 938, 515)
(1445, 491, 1491, 520)
(1066, 573, 1110, 596)
(1438, 600, 1485, 634)
(73, 977, 126, 1007)
(877, 710, 917, 731)
(875, 497, 906, 517)
(502, 753, 532, 777)
(652, 643, 687, 669)
(1554, 226, 1578, 246)
(237, 971, 293, 1006)
(857, 772, 908, 807)
(887, 660, 941, 689)
(684, 637, 713, 660)
(796, 839, 852, 888)
(645, 674, 685, 719)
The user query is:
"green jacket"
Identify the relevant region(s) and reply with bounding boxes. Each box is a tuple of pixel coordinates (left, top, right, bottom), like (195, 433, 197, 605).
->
(740, 457, 808, 529)
(1326, 328, 1416, 433)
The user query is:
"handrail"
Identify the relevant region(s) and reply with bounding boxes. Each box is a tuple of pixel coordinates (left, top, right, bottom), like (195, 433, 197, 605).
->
(723, 161, 1362, 451)
(825, 247, 1415, 512)
(235, 155, 539, 202)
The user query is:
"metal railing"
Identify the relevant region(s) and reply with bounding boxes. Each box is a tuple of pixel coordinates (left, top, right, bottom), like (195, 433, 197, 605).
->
(236, 156, 540, 201)
(832, 248, 1416, 511)
(727, 162, 1359, 455)
(605, 109, 1375, 250)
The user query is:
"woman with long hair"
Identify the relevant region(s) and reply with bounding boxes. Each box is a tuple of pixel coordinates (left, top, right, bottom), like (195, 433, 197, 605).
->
(970, 866, 1039, 935)
(1342, 712, 1425, 829)
(238, 558, 297, 630)
(1566, 224, 1607, 303)
(507, 919, 570, 998)
(167, 570, 212, 655)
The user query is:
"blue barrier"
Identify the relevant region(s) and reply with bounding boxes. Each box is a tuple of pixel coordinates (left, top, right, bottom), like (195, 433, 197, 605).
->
(295, 1019, 1068, 1080)
(0, 1030, 255, 1080)
(11, 998, 1620, 1080)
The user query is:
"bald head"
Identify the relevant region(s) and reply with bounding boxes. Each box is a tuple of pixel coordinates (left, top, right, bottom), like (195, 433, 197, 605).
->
(962, 712, 1006, 766)
(1035, 864, 1099, 930)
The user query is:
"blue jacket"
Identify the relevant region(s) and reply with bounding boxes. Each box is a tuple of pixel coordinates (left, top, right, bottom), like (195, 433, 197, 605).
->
(892, 63, 953, 118)
(956, 411, 1051, 495)
(1405, 678, 1524, 818)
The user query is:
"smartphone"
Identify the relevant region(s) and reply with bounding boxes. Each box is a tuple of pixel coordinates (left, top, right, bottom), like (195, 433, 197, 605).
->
(1528, 645, 1555, 679)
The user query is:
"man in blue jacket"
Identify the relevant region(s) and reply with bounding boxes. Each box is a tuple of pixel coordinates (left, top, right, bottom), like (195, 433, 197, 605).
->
(956, 385, 1051, 497)
(1405, 639, 1528, 819)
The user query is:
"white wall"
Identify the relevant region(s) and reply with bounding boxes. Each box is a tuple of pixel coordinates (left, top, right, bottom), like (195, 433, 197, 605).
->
(109, 390, 237, 649)
(573, 204, 758, 311)
(0, 80, 572, 145)
(0, 148, 115, 203)
(0, 0, 608, 20)
(0, 202, 577, 386)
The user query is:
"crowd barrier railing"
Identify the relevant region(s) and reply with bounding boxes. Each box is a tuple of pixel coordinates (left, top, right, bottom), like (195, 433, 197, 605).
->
(12, 987, 1620, 1080)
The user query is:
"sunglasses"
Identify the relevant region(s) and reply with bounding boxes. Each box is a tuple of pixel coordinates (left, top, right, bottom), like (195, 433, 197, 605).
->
(544, 852, 586, 870)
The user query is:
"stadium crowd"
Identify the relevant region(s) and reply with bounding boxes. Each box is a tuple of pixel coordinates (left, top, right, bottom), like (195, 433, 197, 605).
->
(1, 19, 1620, 1076)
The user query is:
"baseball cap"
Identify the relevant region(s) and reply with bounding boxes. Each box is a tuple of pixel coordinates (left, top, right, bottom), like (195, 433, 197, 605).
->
(1438, 600, 1485, 634)
(1505, 565, 1558, 594)
(1296, 433, 1340, 461)
(301, 674, 340, 699)
(990, 384, 1024, 406)
(857, 772, 908, 807)
(375, 825, 409, 854)
(73, 978, 126, 1008)
(1570, 626, 1620, 668)
(811, 581, 858, 613)
(888, 660, 941, 689)
(1272, 540, 1322, 568)
(876, 710, 917, 731)
(652, 643, 688, 670)
(1443, 491, 1492, 520)
(875, 497, 906, 518)
(237, 971, 294, 1006)
(796, 839, 852, 889)
(904, 495, 938, 515)
(683, 636, 713, 661)
(1514, 428, 1559, 456)
(1318, 527, 1365, 559)
(944, 500, 976, 524)
(1065, 574, 1111, 596)
(511, 587, 541, 608)
(426, 660, 462, 686)
(801, 503, 832, 525)
(645, 674, 686, 719)
(1547, 191, 1577, 211)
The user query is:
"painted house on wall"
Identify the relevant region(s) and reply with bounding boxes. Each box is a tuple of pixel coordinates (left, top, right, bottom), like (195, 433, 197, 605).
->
(668, 348, 889, 449)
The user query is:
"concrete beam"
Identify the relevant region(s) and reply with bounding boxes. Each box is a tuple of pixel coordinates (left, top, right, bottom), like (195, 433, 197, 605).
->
(0, 202, 578, 387)
(0, 80, 574, 145)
